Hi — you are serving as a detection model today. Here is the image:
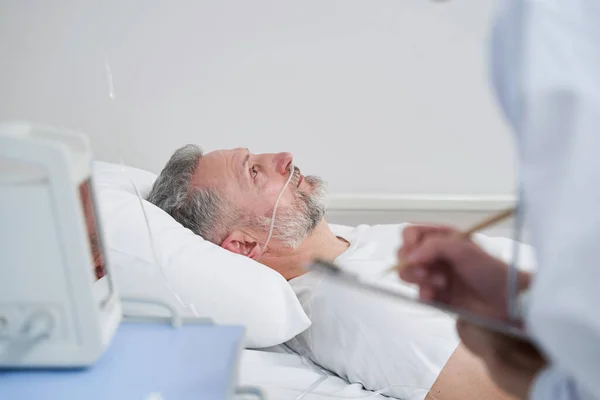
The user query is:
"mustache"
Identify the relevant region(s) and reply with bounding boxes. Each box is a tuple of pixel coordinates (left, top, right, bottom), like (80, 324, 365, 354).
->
(290, 166, 302, 187)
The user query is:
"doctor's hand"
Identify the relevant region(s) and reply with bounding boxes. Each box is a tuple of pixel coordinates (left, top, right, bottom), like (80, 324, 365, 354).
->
(398, 228, 527, 321)
(456, 320, 547, 400)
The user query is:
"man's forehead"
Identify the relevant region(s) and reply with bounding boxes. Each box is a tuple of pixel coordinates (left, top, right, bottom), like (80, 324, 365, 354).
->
(191, 149, 240, 188)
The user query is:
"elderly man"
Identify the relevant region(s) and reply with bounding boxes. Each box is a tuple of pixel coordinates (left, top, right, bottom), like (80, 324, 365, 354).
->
(147, 144, 345, 280)
(148, 144, 524, 400)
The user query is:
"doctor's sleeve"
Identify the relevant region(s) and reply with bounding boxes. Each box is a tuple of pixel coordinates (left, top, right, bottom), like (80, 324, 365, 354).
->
(523, 90, 600, 399)
(516, 2, 600, 398)
(530, 367, 598, 400)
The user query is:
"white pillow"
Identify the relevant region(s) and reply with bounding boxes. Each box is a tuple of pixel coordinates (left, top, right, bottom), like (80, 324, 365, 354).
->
(92, 161, 311, 348)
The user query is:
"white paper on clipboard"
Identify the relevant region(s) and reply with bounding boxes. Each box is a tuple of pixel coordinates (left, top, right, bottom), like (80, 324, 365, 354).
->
(308, 259, 530, 341)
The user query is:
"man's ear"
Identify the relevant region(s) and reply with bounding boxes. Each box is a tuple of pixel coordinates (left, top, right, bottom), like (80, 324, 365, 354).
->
(220, 230, 263, 260)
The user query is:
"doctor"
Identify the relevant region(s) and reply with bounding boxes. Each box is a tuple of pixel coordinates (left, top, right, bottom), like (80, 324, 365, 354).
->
(399, 1, 600, 400)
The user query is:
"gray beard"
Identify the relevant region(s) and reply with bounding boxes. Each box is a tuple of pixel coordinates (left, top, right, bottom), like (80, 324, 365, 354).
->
(257, 174, 328, 248)
(296, 175, 327, 234)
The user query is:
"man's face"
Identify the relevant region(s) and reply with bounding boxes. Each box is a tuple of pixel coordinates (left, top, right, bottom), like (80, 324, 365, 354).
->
(192, 148, 327, 245)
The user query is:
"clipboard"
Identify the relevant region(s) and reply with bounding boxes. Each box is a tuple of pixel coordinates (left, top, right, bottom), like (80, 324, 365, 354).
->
(308, 259, 530, 341)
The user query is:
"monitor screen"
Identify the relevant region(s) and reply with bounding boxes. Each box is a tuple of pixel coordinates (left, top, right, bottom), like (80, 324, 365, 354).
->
(79, 177, 116, 307)
(79, 179, 107, 280)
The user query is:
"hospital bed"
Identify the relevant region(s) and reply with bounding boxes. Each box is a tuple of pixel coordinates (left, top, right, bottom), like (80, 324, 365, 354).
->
(236, 197, 521, 400)
(89, 161, 522, 400)
(239, 345, 389, 400)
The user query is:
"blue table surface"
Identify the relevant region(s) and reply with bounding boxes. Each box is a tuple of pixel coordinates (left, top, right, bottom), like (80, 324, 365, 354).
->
(0, 322, 245, 400)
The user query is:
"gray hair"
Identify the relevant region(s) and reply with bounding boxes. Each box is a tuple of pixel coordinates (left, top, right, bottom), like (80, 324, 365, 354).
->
(147, 144, 236, 244)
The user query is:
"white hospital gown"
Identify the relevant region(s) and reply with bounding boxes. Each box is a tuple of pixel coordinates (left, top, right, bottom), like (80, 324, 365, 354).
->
(286, 223, 537, 400)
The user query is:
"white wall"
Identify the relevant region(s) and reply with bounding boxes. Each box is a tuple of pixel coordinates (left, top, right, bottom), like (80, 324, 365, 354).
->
(0, 0, 516, 197)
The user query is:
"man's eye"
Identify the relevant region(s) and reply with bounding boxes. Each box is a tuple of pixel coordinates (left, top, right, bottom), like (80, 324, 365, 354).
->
(251, 166, 258, 178)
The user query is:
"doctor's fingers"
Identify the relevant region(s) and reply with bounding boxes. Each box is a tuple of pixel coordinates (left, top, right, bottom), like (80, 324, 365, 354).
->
(404, 234, 473, 269)
(399, 264, 449, 290)
(399, 225, 458, 258)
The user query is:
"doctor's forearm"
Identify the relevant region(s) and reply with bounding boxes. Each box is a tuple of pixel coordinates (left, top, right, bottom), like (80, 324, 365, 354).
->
(427, 344, 516, 400)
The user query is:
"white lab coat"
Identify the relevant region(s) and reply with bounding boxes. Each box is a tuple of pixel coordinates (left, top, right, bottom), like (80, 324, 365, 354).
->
(491, 0, 600, 399)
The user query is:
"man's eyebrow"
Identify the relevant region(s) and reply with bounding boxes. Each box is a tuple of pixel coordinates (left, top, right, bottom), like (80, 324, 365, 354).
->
(239, 149, 250, 176)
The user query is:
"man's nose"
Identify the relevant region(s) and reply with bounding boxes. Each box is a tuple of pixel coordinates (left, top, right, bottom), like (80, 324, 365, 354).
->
(274, 152, 293, 175)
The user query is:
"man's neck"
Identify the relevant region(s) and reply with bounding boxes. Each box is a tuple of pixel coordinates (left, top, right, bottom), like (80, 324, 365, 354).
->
(259, 219, 350, 281)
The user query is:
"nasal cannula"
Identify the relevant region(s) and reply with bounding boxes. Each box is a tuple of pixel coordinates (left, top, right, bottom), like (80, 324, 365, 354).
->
(259, 160, 296, 257)
(104, 60, 201, 319)
(104, 60, 440, 400)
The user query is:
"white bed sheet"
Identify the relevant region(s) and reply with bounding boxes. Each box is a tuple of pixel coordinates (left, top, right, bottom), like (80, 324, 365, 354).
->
(239, 346, 395, 400)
